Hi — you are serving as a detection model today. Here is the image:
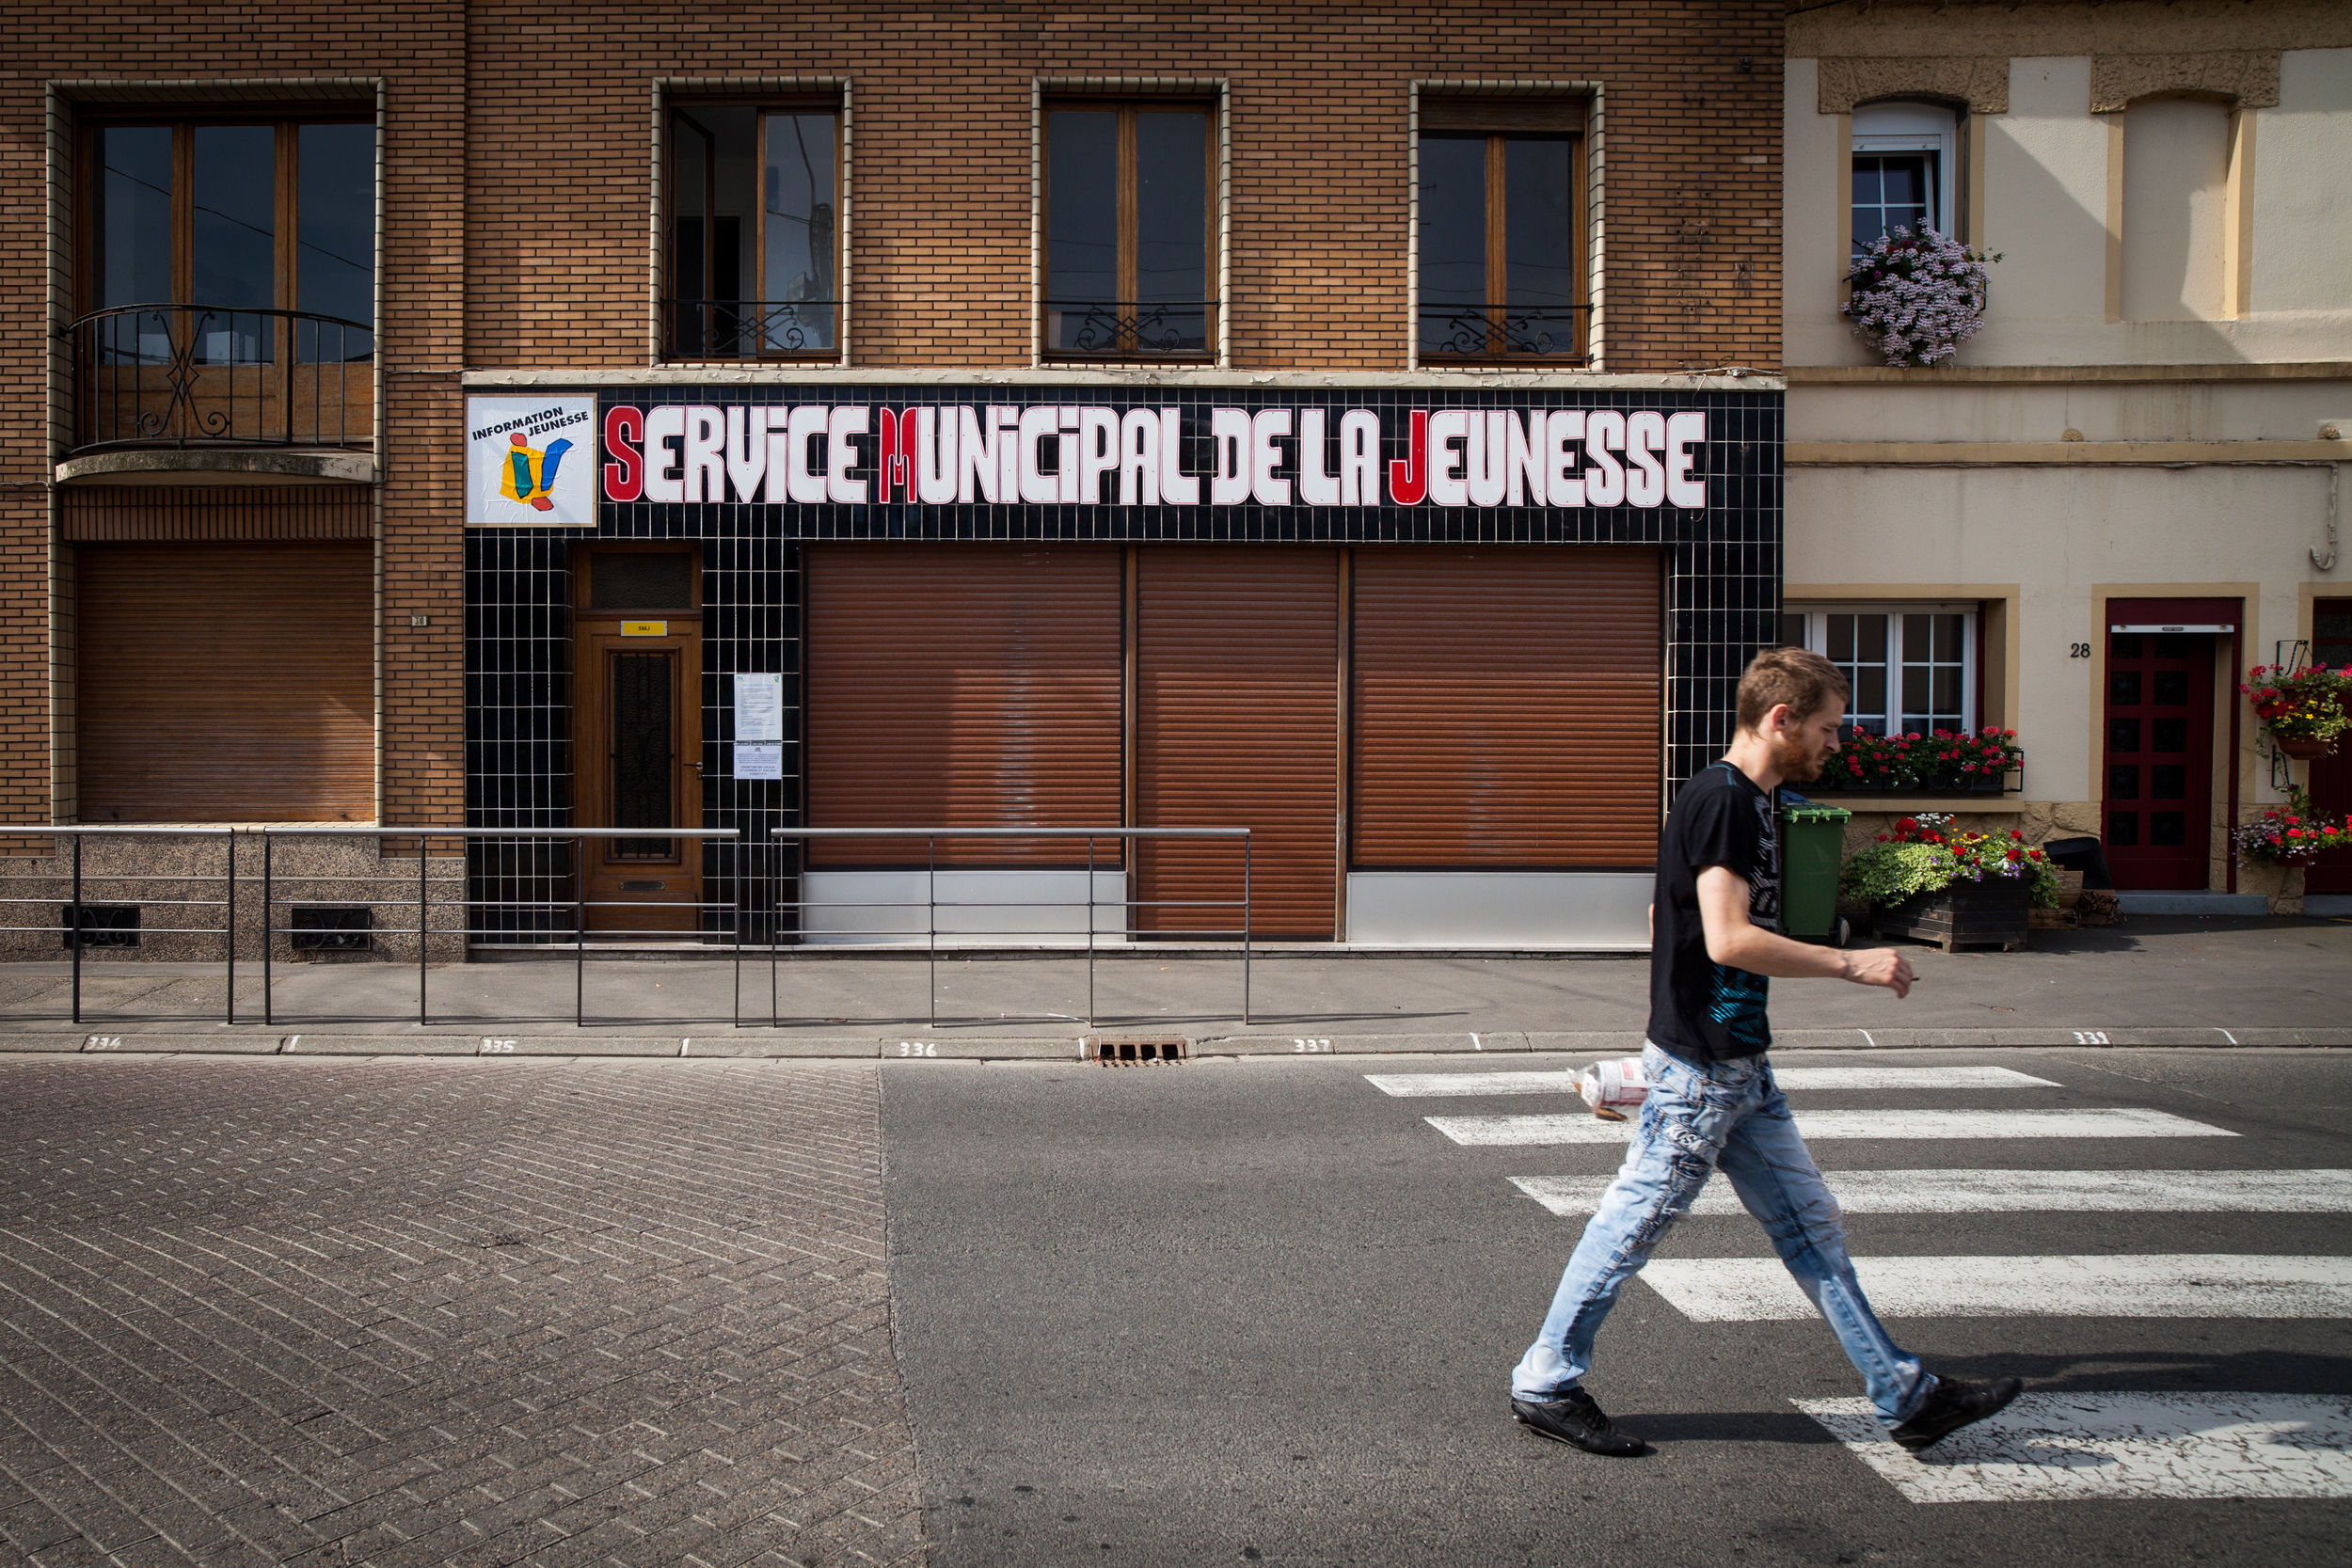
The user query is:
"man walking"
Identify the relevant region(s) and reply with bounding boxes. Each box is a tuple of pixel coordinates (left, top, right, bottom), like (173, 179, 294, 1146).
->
(1509, 648, 2022, 1458)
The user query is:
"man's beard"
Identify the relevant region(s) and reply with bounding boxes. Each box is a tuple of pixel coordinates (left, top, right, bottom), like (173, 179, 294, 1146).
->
(1774, 730, 1830, 784)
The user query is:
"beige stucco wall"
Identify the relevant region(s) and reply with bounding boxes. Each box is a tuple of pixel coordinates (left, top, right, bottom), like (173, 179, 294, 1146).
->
(1785, 8, 2351, 906)
(1788, 461, 2331, 807)
(1786, 47, 2352, 366)
(2252, 48, 2352, 316)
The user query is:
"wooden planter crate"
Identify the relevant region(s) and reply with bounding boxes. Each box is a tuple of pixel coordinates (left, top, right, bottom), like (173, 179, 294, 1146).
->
(1873, 876, 2033, 952)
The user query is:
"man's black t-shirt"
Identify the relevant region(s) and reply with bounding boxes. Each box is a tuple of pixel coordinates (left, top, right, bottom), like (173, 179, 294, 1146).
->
(1647, 761, 1780, 1063)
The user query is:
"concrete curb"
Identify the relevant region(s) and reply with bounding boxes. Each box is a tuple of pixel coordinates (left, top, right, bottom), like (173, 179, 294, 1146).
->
(0, 1025, 2343, 1058)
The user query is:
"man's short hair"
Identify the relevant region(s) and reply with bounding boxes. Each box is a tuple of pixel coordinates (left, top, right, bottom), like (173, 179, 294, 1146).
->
(1737, 646, 1851, 733)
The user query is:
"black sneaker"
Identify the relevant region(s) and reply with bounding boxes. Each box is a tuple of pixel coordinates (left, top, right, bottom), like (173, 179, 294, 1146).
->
(1889, 1375, 2025, 1453)
(1510, 1387, 1649, 1457)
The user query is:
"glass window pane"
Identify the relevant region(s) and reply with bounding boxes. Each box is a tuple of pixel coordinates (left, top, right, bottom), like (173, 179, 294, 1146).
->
(193, 125, 275, 361)
(1136, 112, 1205, 304)
(2110, 632, 2142, 659)
(1857, 613, 1887, 663)
(1827, 614, 1855, 662)
(2150, 812, 2186, 847)
(2150, 764, 2187, 800)
(1902, 613, 1931, 661)
(2109, 765, 2140, 800)
(763, 112, 836, 351)
(1931, 666, 1962, 715)
(296, 123, 374, 362)
(1502, 137, 1574, 308)
(2153, 670, 2188, 705)
(1418, 133, 1486, 356)
(1851, 151, 1937, 257)
(2110, 670, 2142, 705)
(707, 108, 758, 352)
(1855, 665, 1886, 720)
(1134, 110, 1208, 351)
(2153, 717, 2188, 752)
(93, 126, 173, 312)
(1932, 613, 1962, 662)
(2110, 718, 2141, 753)
(1902, 664, 1928, 717)
(1047, 110, 1118, 308)
(2108, 811, 2139, 846)
(673, 119, 709, 305)
(1776, 613, 1807, 649)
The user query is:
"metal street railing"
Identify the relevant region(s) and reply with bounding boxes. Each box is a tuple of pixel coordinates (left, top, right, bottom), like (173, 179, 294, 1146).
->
(0, 824, 1250, 1033)
(0, 828, 239, 1024)
(771, 827, 1250, 1028)
(260, 827, 744, 1028)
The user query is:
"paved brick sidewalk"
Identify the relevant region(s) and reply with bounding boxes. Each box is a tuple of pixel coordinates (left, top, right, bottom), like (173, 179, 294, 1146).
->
(0, 1056, 923, 1568)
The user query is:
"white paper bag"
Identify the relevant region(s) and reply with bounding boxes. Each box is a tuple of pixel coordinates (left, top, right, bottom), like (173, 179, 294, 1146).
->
(1577, 1056, 1650, 1120)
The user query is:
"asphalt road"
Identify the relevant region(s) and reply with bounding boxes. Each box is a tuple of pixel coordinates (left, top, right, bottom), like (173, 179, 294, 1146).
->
(882, 1049, 2352, 1567)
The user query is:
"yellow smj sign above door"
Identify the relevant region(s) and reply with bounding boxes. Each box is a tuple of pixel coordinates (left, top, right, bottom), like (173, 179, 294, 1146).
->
(621, 621, 668, 637)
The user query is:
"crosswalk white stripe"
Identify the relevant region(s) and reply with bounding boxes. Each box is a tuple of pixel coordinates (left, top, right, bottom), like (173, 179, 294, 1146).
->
(1794, 1392, 2352, 1503)
(1425, 1106, 2235, 1145)
(1509, 1167, 2352, 1217)
(1367, 1066, 2060, 1097)
(1640, 1254, 2352, 1321)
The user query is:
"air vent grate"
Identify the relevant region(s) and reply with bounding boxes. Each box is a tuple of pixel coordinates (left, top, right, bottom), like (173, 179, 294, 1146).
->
(292, 906, 373, 952)
(1085, 1036, 1189, 1066)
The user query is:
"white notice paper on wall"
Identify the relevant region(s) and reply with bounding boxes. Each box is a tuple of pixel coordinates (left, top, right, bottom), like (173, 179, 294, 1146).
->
(736, 742, 784, 781)
(735, 673, 783, 741)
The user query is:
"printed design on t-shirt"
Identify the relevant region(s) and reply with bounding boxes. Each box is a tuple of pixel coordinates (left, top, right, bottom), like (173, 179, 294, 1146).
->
(1704, 962, 1771, 1048)
(1747, 786, 1783, 935)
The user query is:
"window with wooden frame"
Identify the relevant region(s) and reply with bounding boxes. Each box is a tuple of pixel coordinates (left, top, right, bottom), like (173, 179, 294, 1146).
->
(1042, 99, 1215, 359)
(72, 112, 375, 452)
(666, 101, 840, 360)
(1417, 97, 1588, 362)
(79, 114, 376, 359)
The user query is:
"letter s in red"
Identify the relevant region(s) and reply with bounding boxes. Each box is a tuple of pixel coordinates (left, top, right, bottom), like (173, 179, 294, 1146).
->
(603, 405, 645, 501)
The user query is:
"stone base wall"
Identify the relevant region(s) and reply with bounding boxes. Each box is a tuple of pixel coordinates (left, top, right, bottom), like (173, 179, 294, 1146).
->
(0, 833, 467, 963)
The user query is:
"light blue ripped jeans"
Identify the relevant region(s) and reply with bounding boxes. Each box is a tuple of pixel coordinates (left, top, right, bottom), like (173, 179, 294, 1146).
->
(1511, 1041, 1931, 1426)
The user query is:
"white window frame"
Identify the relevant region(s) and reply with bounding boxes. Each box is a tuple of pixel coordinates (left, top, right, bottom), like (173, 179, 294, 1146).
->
(1785, 603, 1978, 737)
(1851, 100, 1958, 251)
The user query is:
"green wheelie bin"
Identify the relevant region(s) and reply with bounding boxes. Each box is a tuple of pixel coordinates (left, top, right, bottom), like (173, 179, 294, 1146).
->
(1779, 802, 1852, 947)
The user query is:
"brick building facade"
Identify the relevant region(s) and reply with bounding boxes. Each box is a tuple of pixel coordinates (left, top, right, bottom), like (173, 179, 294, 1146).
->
(6, 2, 1787, 952)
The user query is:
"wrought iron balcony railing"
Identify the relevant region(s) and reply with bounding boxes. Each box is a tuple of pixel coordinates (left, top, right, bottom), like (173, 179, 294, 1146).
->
(65, 306, 375, 454)
(1417, 303, 1592, 361)
(1043, 300, 1217, 359)
(662, 299, 839, 360)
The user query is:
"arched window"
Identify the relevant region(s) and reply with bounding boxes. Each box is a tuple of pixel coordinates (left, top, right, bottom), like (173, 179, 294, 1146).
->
(1851, 101, 1961, 258)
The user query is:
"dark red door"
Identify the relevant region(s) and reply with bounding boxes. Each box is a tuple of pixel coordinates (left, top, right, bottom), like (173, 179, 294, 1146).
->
(2308, 599, 2352, 896)
(2105, 629, 2216, 890)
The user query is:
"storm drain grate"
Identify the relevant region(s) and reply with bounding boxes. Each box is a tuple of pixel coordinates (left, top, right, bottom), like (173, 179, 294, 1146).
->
(1086, 1036, 1189, 1066)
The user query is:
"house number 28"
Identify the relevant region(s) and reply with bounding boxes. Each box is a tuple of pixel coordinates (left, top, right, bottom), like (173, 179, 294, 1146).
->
(2069, 642, 2094, 658)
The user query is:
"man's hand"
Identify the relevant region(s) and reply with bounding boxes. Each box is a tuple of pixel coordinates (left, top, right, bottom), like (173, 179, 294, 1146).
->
(1837, 946, 1915, 999)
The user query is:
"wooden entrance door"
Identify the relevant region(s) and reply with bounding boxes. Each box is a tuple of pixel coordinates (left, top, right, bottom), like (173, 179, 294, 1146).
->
(2104, 629, 2215, 890)
(2307, 598, 2352, 896)
(574, 548, 703, 932)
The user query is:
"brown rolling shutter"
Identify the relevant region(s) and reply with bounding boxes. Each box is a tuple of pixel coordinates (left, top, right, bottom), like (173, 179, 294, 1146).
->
(1352, 546, 1661, 867)
(75, 541, 374, 823)
(805, 543, 1122, 866)
(1135, 547, 1339, 940)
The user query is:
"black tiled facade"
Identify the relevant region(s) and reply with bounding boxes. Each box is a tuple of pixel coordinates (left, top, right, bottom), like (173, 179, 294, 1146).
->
(466, 383, 1782, 935)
